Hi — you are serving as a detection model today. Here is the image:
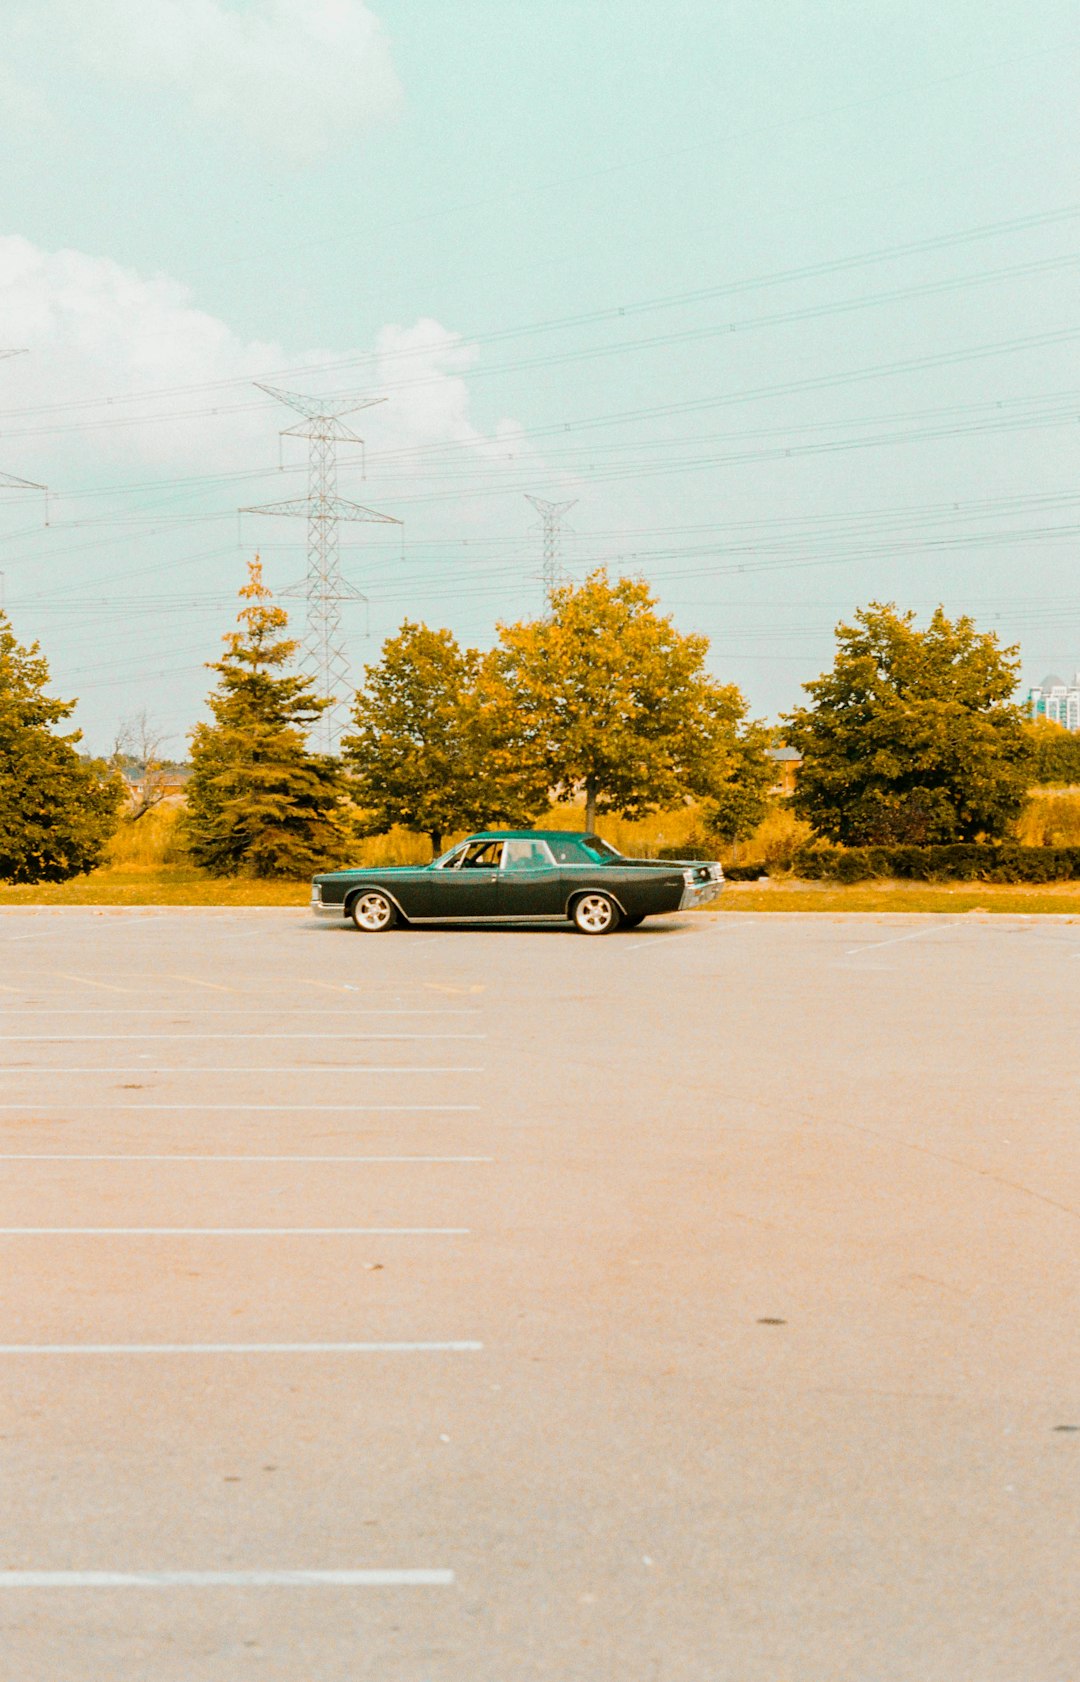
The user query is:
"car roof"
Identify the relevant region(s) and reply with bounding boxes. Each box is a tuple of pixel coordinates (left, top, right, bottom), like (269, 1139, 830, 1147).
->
(467, 830, 595, 842)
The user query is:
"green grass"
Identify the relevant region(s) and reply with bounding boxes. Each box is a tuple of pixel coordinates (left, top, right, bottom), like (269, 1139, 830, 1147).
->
(714, 879, 1080, 915)
(0, 868, 309, 907)
(4, 867, 1080, 915)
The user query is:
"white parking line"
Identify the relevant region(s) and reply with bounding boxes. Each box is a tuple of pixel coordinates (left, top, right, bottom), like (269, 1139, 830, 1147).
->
(0, 1342, 482, 1354)
(846, 921, 964, 955)
(0, 1226, 470, 1235)
(0, 1066, 484, 1076)
(0, 1008, 481, 1017)
(0, 1103, 480, 1112)
(0, 1570, 455, 1587)
(0, 1033, 485, 1043)
(0, 1153, 493, 1162)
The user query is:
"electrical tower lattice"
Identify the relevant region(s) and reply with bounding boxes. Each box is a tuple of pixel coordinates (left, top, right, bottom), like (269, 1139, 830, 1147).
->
(243, 385, 401, 753)
(525, 494, 577, 606)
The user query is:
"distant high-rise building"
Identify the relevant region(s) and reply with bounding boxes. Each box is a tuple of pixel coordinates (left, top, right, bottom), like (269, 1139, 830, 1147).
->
(1027, 673, 1080, 731)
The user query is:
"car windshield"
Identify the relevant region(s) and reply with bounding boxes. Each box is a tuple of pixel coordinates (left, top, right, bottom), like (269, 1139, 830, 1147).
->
(432, 843, 467, 869)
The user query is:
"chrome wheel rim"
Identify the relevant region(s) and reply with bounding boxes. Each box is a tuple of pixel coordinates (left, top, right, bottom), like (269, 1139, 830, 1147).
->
(577, 894, 614, 933)
(354, 892, 392, 930)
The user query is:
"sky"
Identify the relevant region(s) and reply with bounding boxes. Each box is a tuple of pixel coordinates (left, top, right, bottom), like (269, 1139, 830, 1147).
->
(1, 0, 1079, 755)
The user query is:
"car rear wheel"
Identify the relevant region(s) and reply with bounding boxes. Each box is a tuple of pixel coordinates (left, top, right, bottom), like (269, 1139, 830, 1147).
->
(571, 892, 620, 935)
(349, 890, 396, 932)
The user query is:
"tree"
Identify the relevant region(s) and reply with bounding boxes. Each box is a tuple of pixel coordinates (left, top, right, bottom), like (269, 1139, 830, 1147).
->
(496, 569, 749, 830)
(111, 709, 172, 821)
(699, 719, 775, 857)
(0, 612, 124, 883)
(1025, 718, 1080, 785)
(183, 559, 350, 877)
(342, 621, 548, 855)
(783, 602, 1033, 845)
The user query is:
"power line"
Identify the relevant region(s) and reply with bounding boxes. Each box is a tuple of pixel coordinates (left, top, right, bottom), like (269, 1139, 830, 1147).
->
(0, 350, 46, 610)
(1, 202, 1077, 429)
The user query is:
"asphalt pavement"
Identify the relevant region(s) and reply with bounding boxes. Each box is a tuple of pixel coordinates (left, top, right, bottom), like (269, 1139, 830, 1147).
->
(0, 906, 1077, 1681)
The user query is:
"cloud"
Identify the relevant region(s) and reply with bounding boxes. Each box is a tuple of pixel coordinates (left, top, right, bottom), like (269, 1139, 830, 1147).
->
(0, 235, 524, 490)
(23, 0, 402, 163)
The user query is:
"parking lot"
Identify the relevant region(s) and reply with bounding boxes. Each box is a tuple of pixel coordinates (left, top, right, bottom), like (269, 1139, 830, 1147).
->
(0, 906, 1078, 1681)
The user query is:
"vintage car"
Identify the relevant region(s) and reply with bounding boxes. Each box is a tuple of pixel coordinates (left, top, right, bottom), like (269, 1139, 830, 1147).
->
(311, 830, 723, 935)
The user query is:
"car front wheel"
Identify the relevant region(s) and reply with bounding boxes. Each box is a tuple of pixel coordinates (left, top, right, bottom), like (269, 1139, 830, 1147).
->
(571, 892, 620, 935)
(349, 890, 396, 932)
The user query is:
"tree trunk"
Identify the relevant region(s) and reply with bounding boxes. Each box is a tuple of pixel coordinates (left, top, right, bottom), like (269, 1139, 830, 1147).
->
(429, 830, 443, 858)
(584, 777, 597, 832)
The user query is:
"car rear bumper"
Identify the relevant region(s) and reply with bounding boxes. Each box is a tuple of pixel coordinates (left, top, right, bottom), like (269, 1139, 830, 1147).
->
(311, 893, 344, 917)
(678, 877, 724, 910)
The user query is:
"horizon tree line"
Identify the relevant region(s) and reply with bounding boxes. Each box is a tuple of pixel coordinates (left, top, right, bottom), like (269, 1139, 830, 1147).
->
(0, 556, 1072, 884)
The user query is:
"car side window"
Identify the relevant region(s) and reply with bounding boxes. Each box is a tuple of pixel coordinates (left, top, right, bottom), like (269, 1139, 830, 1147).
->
(459, 841, 503, 869)
(548, 838, 590, 864)
(502, 839, 555, 872)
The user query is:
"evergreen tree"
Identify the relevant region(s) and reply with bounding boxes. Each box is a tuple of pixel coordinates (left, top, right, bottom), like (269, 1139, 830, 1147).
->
(0, 612, 124, 883)
(342, 621, 548, 855)
(784, 603, 1033, 844)
(183, 559, 350, 877)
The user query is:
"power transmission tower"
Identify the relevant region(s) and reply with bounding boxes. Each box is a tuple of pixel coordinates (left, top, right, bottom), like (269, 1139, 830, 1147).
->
(1, 351, 48, 607)
(525, 493, 577, 606)
(243, 384, 401, 752)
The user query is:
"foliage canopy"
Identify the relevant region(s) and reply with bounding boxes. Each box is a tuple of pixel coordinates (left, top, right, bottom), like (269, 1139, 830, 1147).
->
(0, 612, 124, 883)
(495, 569, 753, 829)
(1025, 717, 1080, 785)
(183, 560, 350, 877)
(783, 603, 1033, 844)
(342, 621, 548, 854)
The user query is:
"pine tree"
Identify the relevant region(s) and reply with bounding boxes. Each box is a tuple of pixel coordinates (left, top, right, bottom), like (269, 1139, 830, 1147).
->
(183, 559, 350, 877)
(0, 613, 124, 883)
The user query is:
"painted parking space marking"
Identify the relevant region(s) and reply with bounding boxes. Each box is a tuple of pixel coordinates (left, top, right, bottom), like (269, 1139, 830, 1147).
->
(0, 1570, 455, 1588)
(0, 1153, 493, 1162)
(0, 1103, 480, 1113)
(841, 928, 955, 955)
(0, 1007, 482, 1017)
(0, 1032, 486, 1043)
(0, 1066, 484, 1076)
(0, 1226, 470, 1236)
(0, 1342, 482, 1355)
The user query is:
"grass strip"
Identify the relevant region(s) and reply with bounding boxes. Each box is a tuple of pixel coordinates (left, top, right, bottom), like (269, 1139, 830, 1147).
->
(4, 868, 1080, 915)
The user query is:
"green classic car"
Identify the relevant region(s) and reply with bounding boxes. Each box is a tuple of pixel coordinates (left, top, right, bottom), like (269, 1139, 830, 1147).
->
(311, 830, 723, 935)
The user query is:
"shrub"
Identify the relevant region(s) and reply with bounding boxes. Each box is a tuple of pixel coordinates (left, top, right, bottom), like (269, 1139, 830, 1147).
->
(788, 841, 1080, 883)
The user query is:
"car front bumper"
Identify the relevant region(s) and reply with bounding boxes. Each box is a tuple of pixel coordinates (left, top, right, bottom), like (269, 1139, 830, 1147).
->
(310, 891, 345, 918)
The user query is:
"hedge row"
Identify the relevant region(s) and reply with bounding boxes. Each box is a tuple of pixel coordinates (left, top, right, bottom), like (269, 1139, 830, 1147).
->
(789, 842, 1080, 883)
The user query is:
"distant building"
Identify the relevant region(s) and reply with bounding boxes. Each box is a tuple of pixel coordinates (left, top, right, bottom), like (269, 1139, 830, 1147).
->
(1027, 674, 1080, 732)
(766, 745, 801, 796)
